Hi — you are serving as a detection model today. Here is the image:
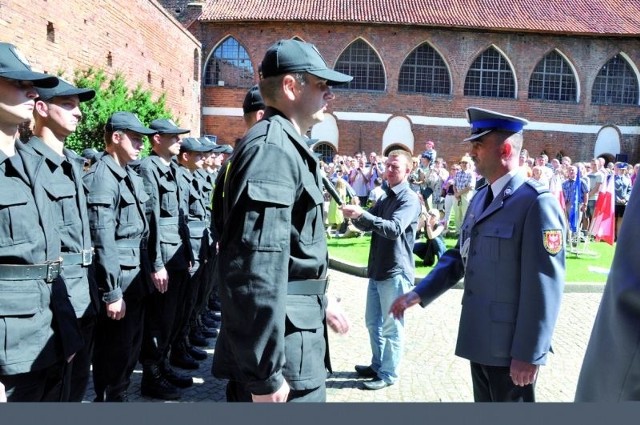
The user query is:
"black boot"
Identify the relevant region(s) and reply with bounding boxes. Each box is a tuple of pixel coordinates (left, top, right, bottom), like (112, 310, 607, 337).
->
(141, 363, 181, 400)
(189, 329, 209, 347)
(169, 343, 200, 370)
(185, 339, 207, 361)
(161, 360, 194, 388)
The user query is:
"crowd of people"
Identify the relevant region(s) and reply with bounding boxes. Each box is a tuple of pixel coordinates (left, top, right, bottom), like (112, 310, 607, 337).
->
(320, 138, 638, 261)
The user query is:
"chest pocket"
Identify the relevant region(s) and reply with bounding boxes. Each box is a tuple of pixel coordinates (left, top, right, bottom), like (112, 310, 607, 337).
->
(242, 180, 293, 251)
(298, 183, 325, 246)
(477, 222, 515, 261)
(118, 189, 139, 227)
(42, 181, 78, 227)
(0, 187, 31, 247)
(159, 179, 178, 215)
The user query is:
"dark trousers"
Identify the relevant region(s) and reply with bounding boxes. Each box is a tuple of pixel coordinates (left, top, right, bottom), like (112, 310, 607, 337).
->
(176, 260, 204, 343)
(1, 361, 67, 402)
(67, 315, 96, 401)
(470, 362, 535, 402)
(225, 379, 326, 402)
(92, 276, 146, 401)
(140, 268, 189, 365)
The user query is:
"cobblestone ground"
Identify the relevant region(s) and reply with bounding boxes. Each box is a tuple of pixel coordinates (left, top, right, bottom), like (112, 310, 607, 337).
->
(84, 269, 603, 403)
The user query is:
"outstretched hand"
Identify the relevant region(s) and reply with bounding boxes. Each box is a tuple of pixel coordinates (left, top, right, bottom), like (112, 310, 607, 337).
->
(389, 291, 421, 319)
(326, 296, 350, 334)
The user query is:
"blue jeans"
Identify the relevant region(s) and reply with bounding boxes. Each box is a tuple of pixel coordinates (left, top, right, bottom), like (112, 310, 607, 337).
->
(365, 274, 411, 384)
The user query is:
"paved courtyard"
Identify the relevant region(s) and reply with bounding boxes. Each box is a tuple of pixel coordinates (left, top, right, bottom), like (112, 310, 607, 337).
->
(83, 268, 603, 403)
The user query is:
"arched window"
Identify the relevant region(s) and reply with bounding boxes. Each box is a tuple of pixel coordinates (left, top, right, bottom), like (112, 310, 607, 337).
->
(464, 47, 515, 98)
(334, 39, 385, 91)
(529, 51, 577, 102)
(313, 142, 336, 164)
(204, 37, 254, 88)
(592, 54, 639, 105)
(398, 43, 450, 95)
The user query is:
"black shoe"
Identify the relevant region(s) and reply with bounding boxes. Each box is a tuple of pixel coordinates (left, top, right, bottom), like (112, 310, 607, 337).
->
(362, 378, 393, 391)
(201, 315, 220, 328)
(141, 365, 181, 400)
(189, 330, 209, 347)
(187, 344, 208, 361)
(354, 364, 377, 378)
(105, 392, 129, 402)
(170, 350, 200, 370)
(199, 326, 219, 339)
(162, 365, 194, 388)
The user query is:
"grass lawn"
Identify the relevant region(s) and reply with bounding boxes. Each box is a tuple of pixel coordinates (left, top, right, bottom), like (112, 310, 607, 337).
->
(327, 234, 615, 283)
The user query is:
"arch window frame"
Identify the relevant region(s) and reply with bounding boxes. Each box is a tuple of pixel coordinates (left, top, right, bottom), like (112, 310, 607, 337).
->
(464, 46, 516, 99)
(203, 36, 254, 88)
(398, 42, 451, 95)
(334, 39, 386, 92)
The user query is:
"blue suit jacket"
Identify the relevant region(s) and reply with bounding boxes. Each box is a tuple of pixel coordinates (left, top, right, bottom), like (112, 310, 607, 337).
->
(413, 171, 566, 367)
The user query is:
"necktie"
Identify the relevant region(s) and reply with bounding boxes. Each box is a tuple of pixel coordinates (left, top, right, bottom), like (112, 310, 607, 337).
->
(483, 187, 494, 211)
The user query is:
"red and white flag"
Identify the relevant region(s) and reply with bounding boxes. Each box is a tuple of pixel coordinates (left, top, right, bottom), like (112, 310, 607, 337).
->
(589, 174, 615, 245)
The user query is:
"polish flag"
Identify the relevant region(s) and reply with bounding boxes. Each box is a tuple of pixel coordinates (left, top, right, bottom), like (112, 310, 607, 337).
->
(589, 174, 615, 245)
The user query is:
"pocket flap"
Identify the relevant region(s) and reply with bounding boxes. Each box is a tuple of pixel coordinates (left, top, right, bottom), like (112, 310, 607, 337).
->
(479, 222, 514, 239)
(120, 191, 135, 205)
(43, 181, 75, 200)
(87, 195, 112, 206)
(286, 296, 324, 330)
(0, 280, 41, 316)
(0, 188, 29, 207)
(247, 180, 293, 206)
(304, 184, 325, 206)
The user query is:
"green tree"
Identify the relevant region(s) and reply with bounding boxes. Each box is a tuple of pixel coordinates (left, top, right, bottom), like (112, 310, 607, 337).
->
(66, 68, 172, 157)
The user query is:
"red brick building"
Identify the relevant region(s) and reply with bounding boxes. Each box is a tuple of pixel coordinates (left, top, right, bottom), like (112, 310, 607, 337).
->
(183, 0, 640, 165)
(2, 0, 202, 134)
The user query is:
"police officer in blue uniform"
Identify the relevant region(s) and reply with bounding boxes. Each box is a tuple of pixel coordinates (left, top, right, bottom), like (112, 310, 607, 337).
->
(23, 79, 98, 402)
(84, 111, 154, 402)
(0, 42, 82, 402)
(390, 107, 566, 402)
(211, 39, 352, 402)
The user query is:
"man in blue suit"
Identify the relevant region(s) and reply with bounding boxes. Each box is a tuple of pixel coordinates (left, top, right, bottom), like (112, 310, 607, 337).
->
(390, 107, 566, 402)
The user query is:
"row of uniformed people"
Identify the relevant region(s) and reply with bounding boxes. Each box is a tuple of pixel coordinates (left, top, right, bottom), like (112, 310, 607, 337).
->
(0, 41, 229, 402)
(86, 116, 228, 402)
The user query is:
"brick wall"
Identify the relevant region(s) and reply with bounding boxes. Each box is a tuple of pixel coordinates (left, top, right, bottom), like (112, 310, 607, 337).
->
(2, 0, 202, 135)
(196, 21, 640, 165)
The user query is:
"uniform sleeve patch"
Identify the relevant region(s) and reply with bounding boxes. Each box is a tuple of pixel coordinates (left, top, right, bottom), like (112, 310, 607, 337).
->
(543, 230, 563, 255)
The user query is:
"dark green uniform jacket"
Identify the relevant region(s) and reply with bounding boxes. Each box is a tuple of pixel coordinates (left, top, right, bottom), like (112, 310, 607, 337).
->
(212, 108, 329, 395)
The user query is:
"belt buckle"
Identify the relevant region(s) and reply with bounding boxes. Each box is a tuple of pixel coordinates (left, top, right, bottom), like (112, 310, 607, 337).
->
(81, 249, 93, 266)
(46, 261, 61, 282)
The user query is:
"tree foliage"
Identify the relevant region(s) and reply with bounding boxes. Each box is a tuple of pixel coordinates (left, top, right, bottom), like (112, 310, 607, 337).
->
(66, 68, 172, 157)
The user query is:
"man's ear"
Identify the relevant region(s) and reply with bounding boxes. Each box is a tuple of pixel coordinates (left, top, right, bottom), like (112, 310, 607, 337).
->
(502, 141, 512, 158)
(256, 109, 265, 121)
(282, 75, 297, 101)
(34, 100, 49, 118)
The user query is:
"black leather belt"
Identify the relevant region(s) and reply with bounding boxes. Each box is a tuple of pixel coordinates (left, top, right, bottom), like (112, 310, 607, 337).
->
(288, 277, 329, 295)
(0, 261, 62, 283)
(61, 249, 93, 266)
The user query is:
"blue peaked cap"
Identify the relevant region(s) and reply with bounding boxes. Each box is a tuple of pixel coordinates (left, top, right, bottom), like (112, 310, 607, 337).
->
(464, 107, 529, 142)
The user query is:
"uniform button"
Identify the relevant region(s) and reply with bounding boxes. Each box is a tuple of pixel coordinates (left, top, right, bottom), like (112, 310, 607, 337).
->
(472, 230, 478, 237)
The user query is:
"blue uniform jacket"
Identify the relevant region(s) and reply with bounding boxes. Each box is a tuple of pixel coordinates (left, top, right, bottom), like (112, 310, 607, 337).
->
(413, 171, 566, 367)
